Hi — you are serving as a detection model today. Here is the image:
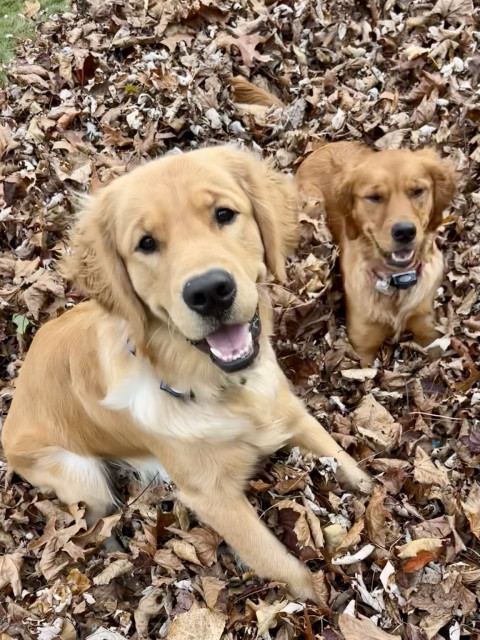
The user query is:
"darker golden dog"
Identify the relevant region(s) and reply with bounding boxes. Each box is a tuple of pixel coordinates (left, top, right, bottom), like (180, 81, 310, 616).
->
(2, 146, 371, 602)
(295, 142, 456, 365)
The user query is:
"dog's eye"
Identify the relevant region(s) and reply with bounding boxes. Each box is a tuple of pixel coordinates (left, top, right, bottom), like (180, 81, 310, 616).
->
(137, 235, 158, 253)
(411, 187, 425, 198)
(215, 208, 237, 225)
(365, 194, 383, 204)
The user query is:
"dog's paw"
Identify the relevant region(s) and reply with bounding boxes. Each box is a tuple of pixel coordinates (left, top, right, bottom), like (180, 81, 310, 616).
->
(288, 571, 318, 603)
(336, 465, 374, 494)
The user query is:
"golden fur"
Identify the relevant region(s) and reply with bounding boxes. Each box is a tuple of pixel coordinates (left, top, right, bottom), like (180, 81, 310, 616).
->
(295, 142, 456, 365)
(2, 146, 371, 602)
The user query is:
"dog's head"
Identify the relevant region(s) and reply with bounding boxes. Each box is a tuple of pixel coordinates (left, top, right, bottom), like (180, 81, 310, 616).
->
(338, 148, 456, 269)
(67, 147, 298, 373)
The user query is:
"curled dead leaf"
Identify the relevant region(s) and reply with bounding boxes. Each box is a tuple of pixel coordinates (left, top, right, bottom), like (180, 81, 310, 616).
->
(93, 559, 134, 585)
(165, 539, 202, 566)
(134, 587, 164, 638)
(353, 394, 402, 451)
(365, 486, 392, 548)
(0, 553, 23, 597)
(201, 576, 227, 613)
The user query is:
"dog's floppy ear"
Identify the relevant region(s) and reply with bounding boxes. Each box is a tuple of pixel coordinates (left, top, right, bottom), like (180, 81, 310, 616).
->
(415, 149, 456, 230)
(220, 148, 299, 282)
(64, 187, 147, 341)
(336, 171, 359, 240)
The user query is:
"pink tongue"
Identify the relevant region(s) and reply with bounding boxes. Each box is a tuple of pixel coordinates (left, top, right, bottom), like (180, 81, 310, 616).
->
(205, 323, 250, 357)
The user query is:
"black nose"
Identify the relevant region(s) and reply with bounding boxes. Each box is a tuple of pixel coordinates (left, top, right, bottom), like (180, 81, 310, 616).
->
(391, 221, 416, 244)
(182, 269, 237, 316)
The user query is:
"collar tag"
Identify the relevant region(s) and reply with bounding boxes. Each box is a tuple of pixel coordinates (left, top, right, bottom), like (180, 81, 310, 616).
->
(390, 270, 418, 289)
(375, 277, 395, 296)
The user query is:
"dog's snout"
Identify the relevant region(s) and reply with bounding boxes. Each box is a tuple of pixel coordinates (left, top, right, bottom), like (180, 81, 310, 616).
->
(391, 221, 416, 244)
(183, 269, 237, 316)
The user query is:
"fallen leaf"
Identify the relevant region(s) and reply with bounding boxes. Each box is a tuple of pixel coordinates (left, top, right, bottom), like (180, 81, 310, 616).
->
(166, 601, 226, 640)
(66, 568, 91, 594)
(23, 0, 40, 19)
(134, 587, 164, 638)
(154, 548, 184, 575)
(201, 576, 227, 613)
(414, 447, 449, 487)
(339, 613, 401, 639)
(93, 559, 134, 585)
(246, 598, 288, 635)
(365, 486, 391, 547)
(331, 544, 375, 565)
(167, 526, 222, 566)
(336, 518, 364, 553)
(403, 550, 440, 573)
(341, 368, 377, 381)
(217, 33, 271, 68)
(166, 539, 202, 566)
(0, 553, 23, 596)
(85, 629, 128, 640)
(461, 482, 480, 538)
(397, 538, 444, 558)
(353, 394, 402, 451)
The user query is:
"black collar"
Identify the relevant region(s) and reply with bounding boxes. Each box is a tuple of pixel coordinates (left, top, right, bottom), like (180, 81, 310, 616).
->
(126, 340, 195, 401)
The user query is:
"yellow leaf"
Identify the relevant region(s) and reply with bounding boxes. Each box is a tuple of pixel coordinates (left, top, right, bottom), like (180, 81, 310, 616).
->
(397, 538, 444, 559)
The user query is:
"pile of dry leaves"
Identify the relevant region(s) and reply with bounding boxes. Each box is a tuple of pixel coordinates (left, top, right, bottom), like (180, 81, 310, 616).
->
(0, 0, 479, 638)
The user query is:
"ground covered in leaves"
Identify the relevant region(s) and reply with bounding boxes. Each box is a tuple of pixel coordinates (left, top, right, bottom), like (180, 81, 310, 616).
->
(0, 0, 479, 638)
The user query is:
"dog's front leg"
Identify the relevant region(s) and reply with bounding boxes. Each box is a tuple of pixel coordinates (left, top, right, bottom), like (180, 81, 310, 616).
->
(283, 393, 373, 493)
(347, 316, 391, 367)
(407, 312, 441, 351)
(178, 487, 317, 602)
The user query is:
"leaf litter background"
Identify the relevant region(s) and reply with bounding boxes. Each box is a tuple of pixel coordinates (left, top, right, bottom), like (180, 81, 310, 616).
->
(0, 0, 479, 638)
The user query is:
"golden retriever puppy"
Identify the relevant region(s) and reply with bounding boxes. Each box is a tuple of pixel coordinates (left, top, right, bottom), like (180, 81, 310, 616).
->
(295, 142, 456, 365)
(2, 146, 371, 602)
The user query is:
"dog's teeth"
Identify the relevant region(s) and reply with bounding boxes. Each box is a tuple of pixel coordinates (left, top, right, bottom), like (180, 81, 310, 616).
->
(392, 249, 414, 262)
(210, 347, 224, 359)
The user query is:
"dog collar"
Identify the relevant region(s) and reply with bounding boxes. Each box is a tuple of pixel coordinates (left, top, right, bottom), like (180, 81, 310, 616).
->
(371, 264, 422, 296)
(126, 340, 195, 401)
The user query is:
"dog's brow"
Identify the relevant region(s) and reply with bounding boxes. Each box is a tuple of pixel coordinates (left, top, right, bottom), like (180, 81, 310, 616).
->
(190, 189, 215, 209)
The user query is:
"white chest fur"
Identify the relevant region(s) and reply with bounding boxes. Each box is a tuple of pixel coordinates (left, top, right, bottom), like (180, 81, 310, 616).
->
(102, 352, 281, 443)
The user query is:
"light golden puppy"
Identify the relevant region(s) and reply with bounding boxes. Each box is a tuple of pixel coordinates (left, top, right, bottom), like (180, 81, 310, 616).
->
(2, 146, 371, 602)
(295, 142, 456, 365)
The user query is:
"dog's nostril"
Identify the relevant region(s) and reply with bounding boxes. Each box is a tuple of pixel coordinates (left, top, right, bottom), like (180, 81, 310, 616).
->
(192, 292, 207, 307)
(391, 221, 417, 244)
(216, 283, 230, 299)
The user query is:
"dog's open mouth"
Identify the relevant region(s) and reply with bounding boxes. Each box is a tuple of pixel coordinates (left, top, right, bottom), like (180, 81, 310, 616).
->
(386, 248, 415, 268)
(190, 310, 261, 373)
